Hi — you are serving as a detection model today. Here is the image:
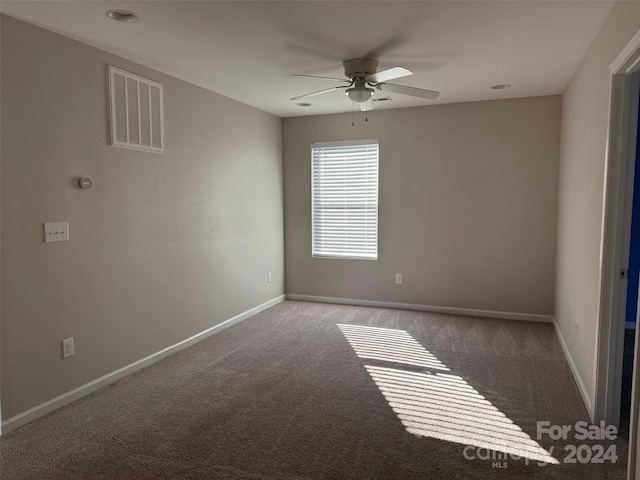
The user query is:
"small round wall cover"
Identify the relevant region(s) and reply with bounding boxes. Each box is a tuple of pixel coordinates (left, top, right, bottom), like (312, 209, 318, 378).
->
(79, 177, 93, 189)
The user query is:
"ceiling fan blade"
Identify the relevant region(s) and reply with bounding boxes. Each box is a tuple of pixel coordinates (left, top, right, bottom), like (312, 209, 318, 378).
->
(359, 99, 375, 112)
(293, 74, 350, 83)
(365, 67, 412, 84)
(376, 83, 440, 100)
(290, 86, 347, 101)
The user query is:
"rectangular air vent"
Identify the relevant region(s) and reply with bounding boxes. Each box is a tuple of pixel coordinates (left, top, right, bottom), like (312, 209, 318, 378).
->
(373, 97, 392, 103)
(109, 66, 164, 153)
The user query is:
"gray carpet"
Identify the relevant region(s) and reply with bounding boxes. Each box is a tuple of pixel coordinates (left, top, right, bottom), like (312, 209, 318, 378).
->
(0, 301, 628, 479)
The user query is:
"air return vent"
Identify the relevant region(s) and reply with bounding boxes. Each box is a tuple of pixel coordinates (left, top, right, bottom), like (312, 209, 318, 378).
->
(108, 66, 164, 153)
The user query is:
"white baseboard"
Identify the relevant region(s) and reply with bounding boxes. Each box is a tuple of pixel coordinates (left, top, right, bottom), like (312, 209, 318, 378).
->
(1, 295, 285, 435)
(552, 317, 593, 419)
(286, 294, 554, 323)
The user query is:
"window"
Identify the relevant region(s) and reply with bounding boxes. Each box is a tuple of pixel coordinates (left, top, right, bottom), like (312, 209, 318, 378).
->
(312, 140, 379, 260)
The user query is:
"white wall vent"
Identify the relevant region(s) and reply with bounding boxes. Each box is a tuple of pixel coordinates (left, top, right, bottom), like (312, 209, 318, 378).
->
(108, 66, 164, 153)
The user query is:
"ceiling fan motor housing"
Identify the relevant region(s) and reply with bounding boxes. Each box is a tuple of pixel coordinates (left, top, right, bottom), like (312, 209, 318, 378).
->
(343, 58, 379, 80)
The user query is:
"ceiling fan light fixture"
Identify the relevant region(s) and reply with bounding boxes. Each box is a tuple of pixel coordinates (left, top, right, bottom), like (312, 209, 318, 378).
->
(346, 87, 374, 104)
(107, 10, 140, 23)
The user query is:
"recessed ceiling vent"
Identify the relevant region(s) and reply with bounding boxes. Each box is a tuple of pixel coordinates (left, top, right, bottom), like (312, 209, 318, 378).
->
(106, 10, 139, 23)
(373, 97, 392, 103)
(108, 66, 164, 153)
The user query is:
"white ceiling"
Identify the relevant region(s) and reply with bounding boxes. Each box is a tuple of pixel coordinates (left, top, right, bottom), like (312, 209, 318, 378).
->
(1, 1, 616, 118)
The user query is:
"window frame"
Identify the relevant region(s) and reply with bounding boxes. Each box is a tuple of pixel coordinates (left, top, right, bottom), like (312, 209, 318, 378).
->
(311, 139, 379, 260)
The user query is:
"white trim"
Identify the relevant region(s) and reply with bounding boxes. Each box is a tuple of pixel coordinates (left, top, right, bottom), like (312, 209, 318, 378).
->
(0, 295, 285, 434)
(595, 28, 640, 427)
(611, 28, 640, 75)
(594, 25, 640, 480)
(552, 318, 593, 417)
(286, 294, 553, 323)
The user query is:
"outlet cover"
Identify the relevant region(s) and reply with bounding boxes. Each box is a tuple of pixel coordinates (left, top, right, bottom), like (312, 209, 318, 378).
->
(395, 273, 403, 285)
(62, 337, 74, 358)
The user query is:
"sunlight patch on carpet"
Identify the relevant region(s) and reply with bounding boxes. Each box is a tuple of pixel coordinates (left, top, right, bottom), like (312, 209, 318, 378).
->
(338, 324, 558, 465)
(338, 324, 449, 370)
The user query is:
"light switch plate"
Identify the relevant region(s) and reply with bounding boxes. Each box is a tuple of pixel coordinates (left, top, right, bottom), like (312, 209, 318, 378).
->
(44, 222, 69, 242)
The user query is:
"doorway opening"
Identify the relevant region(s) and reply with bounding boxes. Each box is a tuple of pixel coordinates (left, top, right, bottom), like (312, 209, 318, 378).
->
(596, 28, 640, 478)
(620, 97, 640, 433)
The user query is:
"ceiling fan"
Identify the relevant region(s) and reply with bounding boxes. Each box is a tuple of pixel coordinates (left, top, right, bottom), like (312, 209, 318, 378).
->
(291, 58, 439, 110)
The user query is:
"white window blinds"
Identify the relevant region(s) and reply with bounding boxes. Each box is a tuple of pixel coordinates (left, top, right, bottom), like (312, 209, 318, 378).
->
(312, 140, 379, 260)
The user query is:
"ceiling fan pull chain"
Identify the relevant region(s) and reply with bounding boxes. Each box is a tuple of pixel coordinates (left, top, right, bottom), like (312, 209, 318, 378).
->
(352, 101, 355, 127)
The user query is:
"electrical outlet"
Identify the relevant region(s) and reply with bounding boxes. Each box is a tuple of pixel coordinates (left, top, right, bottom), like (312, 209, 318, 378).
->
(267, 271, 272, 283)
(395, 273, 403, 285)
(62, 337, 74, 358)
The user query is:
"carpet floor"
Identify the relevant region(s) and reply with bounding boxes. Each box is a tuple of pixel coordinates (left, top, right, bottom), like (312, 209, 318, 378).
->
(0, 300, 628, 479)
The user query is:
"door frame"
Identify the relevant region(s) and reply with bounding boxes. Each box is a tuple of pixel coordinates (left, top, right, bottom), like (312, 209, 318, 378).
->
(594, 27, 640, 478)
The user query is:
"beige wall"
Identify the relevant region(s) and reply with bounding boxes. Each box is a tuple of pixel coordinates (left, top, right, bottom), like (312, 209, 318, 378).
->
(0, 16, 284, 419)
(555, 2, 640, 411)
(283, 96, 561, 315)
